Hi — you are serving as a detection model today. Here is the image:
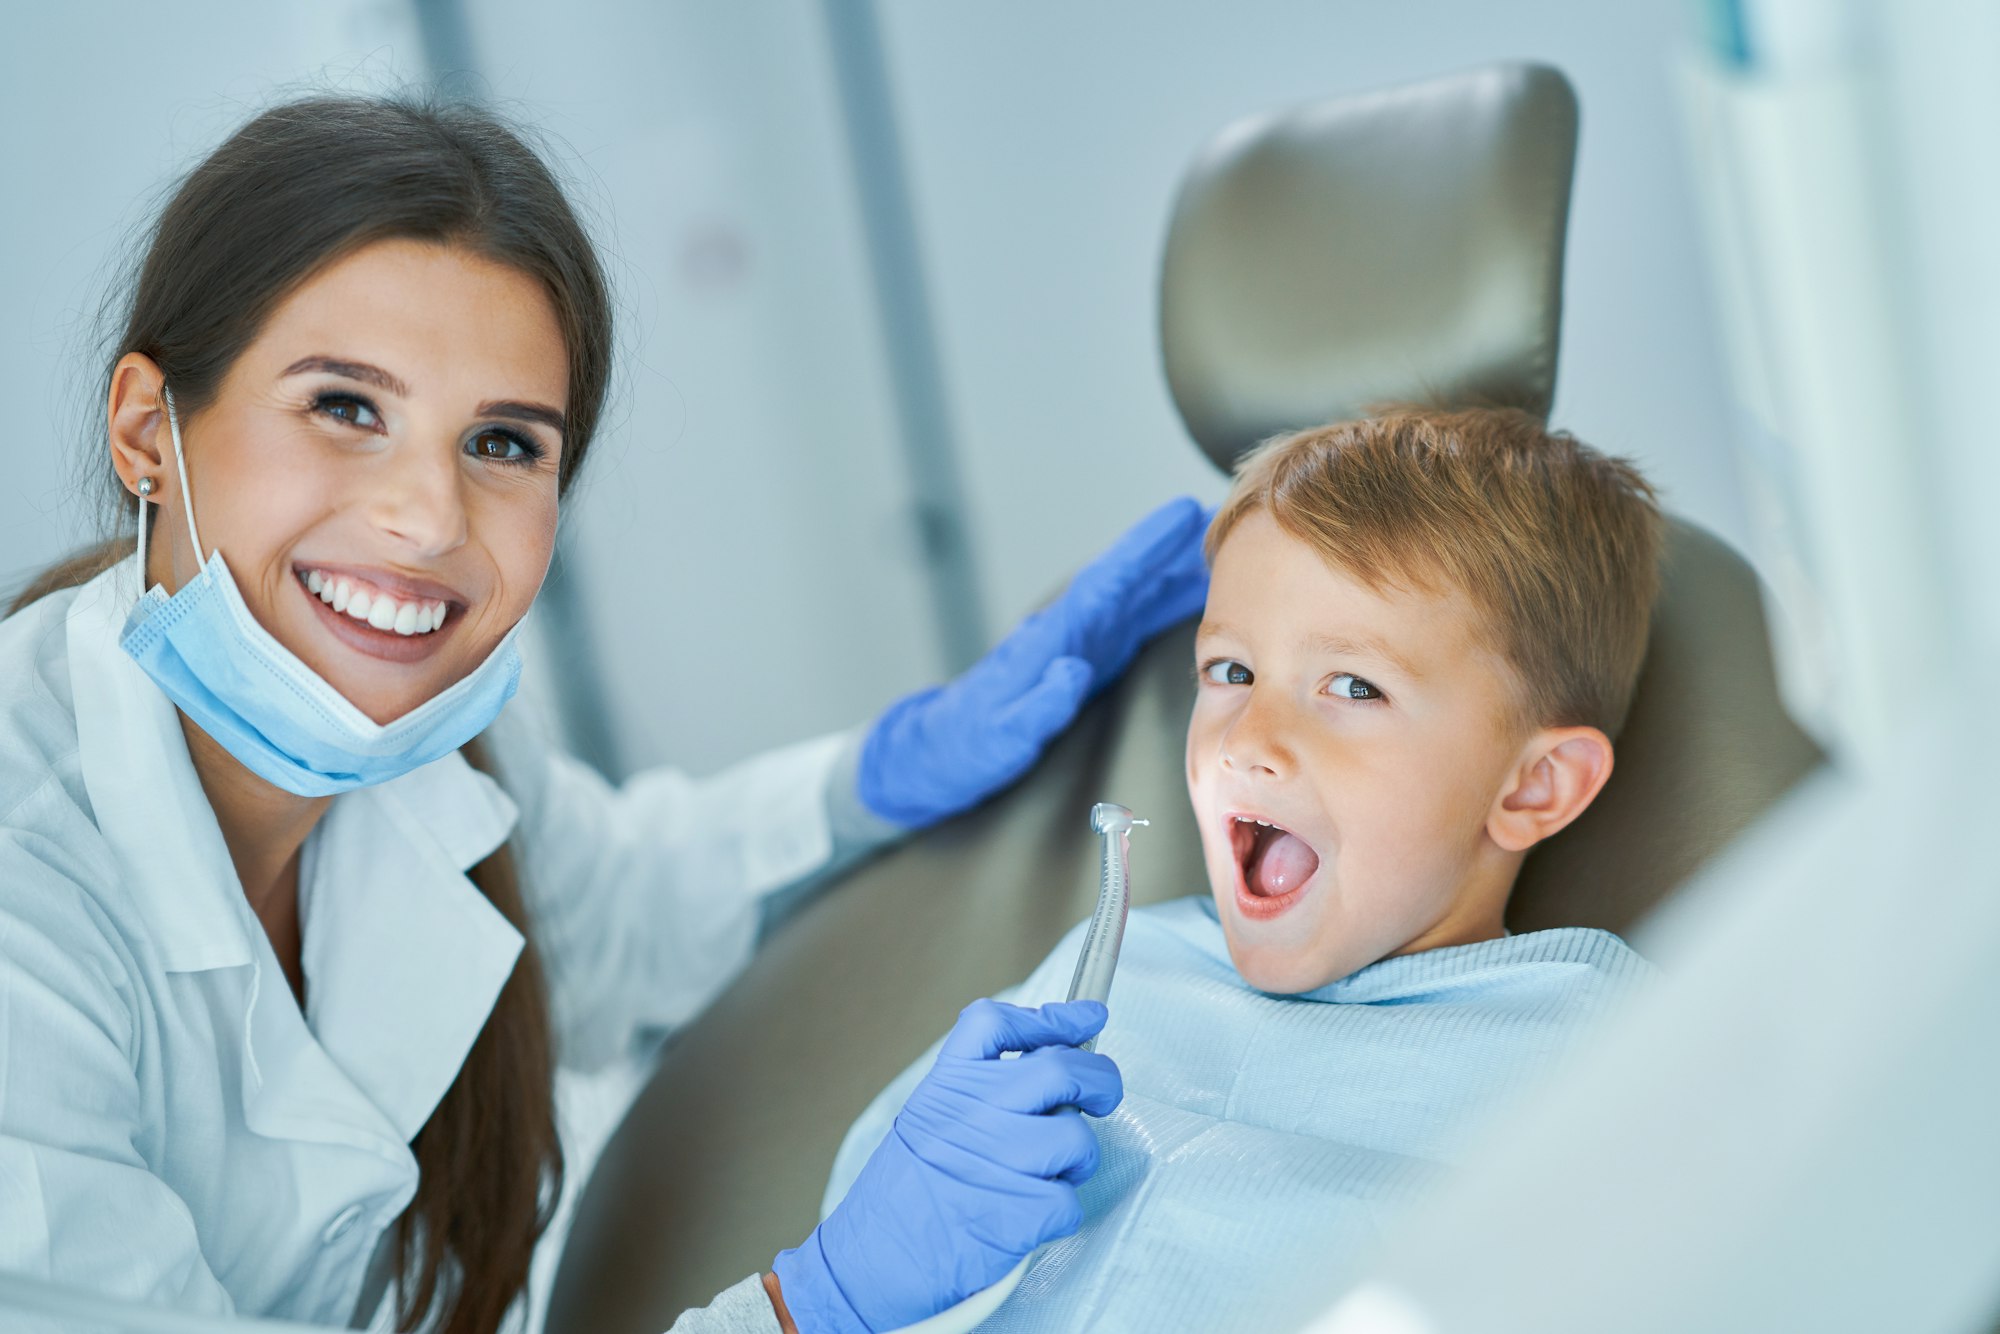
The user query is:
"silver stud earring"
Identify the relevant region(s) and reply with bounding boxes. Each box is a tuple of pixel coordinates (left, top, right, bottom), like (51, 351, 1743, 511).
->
(137, 477, 156, 497)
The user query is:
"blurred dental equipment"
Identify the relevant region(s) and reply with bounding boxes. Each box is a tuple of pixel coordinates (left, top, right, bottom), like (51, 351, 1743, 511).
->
(1067, 802, 1147, 1051)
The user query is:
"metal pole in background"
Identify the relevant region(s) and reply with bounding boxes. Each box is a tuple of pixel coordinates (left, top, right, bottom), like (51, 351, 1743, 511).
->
(820, 0, 991, 672)
(410, 0, 481, 94)
(410, 0, 627, 776)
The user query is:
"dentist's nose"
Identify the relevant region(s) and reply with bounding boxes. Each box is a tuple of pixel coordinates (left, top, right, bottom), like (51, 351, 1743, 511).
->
(1219, 688, 1292, 779)
(371, 442, 468, 557)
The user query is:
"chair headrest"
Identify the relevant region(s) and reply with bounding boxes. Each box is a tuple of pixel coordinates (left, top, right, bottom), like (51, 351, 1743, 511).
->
(1160, 62, 1579, 472)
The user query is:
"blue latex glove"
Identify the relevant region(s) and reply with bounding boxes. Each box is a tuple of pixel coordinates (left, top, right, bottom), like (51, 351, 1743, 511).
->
(772, 999, 1122, 1334)
(860, 496, 1213, 828)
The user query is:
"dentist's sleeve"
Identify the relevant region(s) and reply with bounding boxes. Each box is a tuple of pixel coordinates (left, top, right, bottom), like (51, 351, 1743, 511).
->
(0, 844, 237, 1315)
(482, 703, 903, 1072)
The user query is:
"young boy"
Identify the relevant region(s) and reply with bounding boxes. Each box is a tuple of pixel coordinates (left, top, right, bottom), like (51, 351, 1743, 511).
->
(825, 406, 1666, 1331)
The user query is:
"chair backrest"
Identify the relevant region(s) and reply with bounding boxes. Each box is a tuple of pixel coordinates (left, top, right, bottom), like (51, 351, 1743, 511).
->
(548, 64, 1822, 1334)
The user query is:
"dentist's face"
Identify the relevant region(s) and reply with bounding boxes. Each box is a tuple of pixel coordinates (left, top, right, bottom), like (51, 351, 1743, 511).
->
(133, 238, 567, 726)
(1185, 510, 1527, 994)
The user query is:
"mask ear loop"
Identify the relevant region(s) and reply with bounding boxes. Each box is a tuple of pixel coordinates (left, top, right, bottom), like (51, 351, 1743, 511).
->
(133, 476, 156, 592)
(160, 387, 208, 564)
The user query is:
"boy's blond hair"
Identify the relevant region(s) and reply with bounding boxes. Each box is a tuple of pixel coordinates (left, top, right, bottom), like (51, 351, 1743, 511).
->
(1206, 406, 1665, 735)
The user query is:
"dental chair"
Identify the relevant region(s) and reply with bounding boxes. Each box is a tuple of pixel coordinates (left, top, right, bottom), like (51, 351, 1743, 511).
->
(547, 62, 1823, 1333)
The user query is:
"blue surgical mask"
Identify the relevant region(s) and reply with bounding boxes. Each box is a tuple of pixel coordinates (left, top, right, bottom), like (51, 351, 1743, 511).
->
(119, 386, 526, 797)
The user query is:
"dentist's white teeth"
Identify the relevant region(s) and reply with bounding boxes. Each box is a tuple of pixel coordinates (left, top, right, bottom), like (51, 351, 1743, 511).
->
(306, 570, 451, 636)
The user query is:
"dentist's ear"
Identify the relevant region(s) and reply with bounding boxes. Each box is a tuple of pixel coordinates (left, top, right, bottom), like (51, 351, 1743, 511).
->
(107, 353, 171, 498)
(1487, 726, 1615, 853)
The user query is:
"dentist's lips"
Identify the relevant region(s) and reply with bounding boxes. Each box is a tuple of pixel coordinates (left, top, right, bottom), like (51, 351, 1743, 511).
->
(1228, 813, 1323, 920)
(293, 564, 465, 666)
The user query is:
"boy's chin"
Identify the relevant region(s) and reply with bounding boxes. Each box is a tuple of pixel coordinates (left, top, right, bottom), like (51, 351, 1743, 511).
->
(1211, 894, 1351, 995)
(1227, 943, 1347, 996)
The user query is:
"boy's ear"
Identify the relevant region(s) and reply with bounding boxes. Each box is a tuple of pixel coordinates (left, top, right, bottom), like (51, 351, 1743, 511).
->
(1488, 726, 1615, 853)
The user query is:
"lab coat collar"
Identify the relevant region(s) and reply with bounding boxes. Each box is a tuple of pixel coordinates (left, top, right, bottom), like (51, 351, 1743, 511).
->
(67, 558, 528, 1142)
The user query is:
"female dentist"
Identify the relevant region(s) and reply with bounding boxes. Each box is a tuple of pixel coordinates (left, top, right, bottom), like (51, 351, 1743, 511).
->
(0, 96, 1206, 1334)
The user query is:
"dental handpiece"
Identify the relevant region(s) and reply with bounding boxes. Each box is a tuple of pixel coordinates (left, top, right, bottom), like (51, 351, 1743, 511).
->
(886, 804, 1151, 1334)
(1065, 802, 1147, 1054)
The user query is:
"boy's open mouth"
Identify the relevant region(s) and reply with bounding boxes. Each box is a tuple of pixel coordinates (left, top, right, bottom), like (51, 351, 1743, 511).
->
(1231, 814, 1322, 899)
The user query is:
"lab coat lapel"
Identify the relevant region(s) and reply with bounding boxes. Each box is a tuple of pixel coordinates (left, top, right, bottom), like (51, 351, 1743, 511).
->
(301, 753, 525, 1142)
(66, 560, 256, 972)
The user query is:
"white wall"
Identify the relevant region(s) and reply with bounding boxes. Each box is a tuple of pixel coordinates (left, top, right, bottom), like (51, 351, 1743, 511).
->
(0, 1, 433, 585)
(1, 0, 1742, 780)
(457, 0, 942, 779)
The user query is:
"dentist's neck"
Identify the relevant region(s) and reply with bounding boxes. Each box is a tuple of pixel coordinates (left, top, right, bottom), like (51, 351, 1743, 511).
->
(179, 713, 331, 1005)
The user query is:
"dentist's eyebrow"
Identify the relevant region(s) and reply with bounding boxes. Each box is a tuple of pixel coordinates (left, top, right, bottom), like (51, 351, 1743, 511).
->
(282, 356, 410, 397)
(283, 357, 566, 439)
(475, 399, 567, 440)
(1308, 632, 1424, 681)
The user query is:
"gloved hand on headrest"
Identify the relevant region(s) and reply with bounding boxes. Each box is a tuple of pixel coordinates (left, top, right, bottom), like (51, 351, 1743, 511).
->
(858, 496, 1212, 829)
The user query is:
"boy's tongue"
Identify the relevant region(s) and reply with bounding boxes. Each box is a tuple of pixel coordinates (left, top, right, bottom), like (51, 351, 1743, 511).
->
(1248, 827, 1320, 897)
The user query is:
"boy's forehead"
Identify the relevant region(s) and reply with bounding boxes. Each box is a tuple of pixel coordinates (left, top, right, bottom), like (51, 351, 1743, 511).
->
(1202, 510, 1487, 670)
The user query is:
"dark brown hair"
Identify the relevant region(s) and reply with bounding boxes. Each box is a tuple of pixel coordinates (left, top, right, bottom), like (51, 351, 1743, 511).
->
(1208, 406, 1665, 736)
(13, 94, 615, 1334)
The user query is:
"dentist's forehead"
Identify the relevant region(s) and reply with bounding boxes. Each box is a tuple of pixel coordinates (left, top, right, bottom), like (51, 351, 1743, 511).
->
(246, 238, 569, 411)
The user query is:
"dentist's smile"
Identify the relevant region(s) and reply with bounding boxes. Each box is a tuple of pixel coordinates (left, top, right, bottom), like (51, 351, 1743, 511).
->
(293, 562, 465, 665)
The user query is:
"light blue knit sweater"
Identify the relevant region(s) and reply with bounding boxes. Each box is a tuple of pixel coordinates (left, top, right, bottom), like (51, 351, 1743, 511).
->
(824, 895, 1655, 1333)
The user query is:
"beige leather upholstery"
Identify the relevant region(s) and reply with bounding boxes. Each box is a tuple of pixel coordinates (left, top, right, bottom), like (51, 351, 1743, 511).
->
(1162, 62, 1577, 467)
(548, 63, 1823, 1333)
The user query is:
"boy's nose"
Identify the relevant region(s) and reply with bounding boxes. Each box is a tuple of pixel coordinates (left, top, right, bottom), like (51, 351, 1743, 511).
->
(1218, 692, 1292, 778)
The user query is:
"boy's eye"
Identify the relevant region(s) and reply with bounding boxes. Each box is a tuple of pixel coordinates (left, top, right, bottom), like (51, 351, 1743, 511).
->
(1327, 673, 1383, 701)
(1201, 659, 1252, 686)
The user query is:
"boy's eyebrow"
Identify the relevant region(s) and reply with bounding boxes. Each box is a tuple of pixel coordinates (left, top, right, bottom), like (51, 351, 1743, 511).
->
(1307, 632, 1425, 681)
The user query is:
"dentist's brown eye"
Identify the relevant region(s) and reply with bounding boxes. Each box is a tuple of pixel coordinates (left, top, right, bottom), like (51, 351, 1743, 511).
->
(466, 429, 544, 465)
(313, 392, 379, 429)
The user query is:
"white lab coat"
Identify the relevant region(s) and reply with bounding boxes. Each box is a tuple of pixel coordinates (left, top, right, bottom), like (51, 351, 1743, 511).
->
(0, 560, 861, 1327)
